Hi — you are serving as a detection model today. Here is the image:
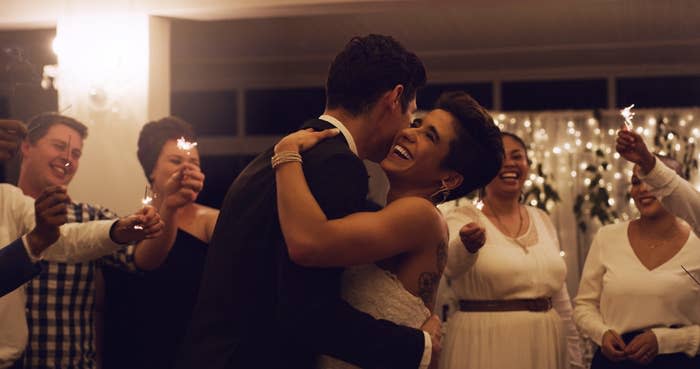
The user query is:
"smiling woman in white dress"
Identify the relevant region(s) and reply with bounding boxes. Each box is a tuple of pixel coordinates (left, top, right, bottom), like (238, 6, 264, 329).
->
(440, 132, 584, 369)
(574, 155, 700, 369)
(273, 91, 504, 369)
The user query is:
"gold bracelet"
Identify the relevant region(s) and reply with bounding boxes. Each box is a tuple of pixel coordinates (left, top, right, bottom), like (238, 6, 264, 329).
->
(271, 151, 302, 169)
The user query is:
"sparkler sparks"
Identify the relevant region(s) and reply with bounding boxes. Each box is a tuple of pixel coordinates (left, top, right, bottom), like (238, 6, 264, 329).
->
(620, 104, 635, 130)
(176, 137, 197, 154)
(134, 185, 154, 230)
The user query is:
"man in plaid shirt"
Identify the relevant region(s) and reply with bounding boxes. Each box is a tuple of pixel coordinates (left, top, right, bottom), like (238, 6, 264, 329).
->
(16, 113, 190, 369)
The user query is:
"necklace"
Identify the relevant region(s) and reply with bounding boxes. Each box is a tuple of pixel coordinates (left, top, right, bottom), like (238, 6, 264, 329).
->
(486, 201, 524, 239)
(488, 203, 538, 250)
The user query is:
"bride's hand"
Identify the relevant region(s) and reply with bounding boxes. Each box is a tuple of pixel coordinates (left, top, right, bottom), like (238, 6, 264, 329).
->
(274, 128, 340, 154)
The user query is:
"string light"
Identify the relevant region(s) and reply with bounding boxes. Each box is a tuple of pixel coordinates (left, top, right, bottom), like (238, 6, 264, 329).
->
(445, 109, 698, 241)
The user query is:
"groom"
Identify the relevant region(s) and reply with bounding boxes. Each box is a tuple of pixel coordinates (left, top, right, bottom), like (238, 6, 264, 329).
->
(178, 34, 435, 369)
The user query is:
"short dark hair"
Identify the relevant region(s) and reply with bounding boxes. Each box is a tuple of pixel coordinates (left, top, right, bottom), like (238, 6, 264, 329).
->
(436, 91, 503, 201)
(325, 34, 427, 116)
(502, 131, 532, 166)
(137, 116, 196, 181)
(26, 113, 88, 144)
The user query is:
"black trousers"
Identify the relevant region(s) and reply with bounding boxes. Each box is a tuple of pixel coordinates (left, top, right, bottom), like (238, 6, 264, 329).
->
(591, 330, 700, 369)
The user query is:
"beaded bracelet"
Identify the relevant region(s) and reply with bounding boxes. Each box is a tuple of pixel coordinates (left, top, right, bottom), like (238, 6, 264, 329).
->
(271, 151, 302, 169)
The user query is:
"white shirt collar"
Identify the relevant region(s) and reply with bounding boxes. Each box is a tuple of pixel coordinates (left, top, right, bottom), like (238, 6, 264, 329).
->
(318, 114, 358, 156)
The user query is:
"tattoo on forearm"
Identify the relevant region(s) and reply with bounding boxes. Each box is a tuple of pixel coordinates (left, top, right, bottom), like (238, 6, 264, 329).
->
(418, 272, 439, 308)
(437, 240, 447, 273)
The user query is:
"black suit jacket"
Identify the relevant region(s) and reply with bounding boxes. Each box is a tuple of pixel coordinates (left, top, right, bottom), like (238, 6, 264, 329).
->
(0, 238, 41, 297)
(178, 119, 424, 369)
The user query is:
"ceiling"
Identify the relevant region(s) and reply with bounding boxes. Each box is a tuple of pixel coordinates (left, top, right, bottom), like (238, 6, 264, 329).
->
(2, 0, 699, 88)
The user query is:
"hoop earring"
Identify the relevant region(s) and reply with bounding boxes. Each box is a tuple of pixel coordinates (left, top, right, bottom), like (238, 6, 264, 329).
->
(430, 180, 450, 204)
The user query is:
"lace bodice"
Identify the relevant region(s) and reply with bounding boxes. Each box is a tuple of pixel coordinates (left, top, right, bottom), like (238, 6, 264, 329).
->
(317, 264, 431, 369)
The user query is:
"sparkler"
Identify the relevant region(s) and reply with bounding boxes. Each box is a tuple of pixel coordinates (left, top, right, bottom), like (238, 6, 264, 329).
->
(681, 265, 700, 286)
(64, 135, 72, 168)
(133, 185, 154, 230)
(620, 104, 635, 130)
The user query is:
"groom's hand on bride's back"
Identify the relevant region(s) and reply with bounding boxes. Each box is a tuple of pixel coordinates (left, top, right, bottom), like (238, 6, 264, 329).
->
(421, 314, 442, 367)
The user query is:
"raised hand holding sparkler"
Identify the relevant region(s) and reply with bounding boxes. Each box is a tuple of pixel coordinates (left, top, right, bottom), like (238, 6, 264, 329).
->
(134, 185, 155, 230)
(620, 104, 635, 130)
(615, 103, 656, 174)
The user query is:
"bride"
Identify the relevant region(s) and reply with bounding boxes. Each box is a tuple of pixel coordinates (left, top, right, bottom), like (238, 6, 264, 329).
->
(272, 91, 504, 368)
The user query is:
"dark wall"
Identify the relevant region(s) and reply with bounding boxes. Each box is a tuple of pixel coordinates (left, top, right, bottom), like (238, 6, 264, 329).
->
(0, 29, 58, 183)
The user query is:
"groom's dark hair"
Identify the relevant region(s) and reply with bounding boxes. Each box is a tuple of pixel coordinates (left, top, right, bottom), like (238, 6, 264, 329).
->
(325, 34, 426, 116)
(436, 91, 504, 201)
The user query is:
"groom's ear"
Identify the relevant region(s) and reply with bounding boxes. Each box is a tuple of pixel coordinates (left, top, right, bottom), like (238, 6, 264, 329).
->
(381, 84, 404, 111)
(442, 172, 463, 192)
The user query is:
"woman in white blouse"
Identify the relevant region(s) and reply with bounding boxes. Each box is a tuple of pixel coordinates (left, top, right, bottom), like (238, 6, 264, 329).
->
(440, 132, 583, 369)
(574, 155, 700, 369)
(616, 126, 700, 237)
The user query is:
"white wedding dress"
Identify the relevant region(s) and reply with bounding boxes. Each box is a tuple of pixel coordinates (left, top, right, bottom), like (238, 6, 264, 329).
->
(317, 263, 431, 369)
